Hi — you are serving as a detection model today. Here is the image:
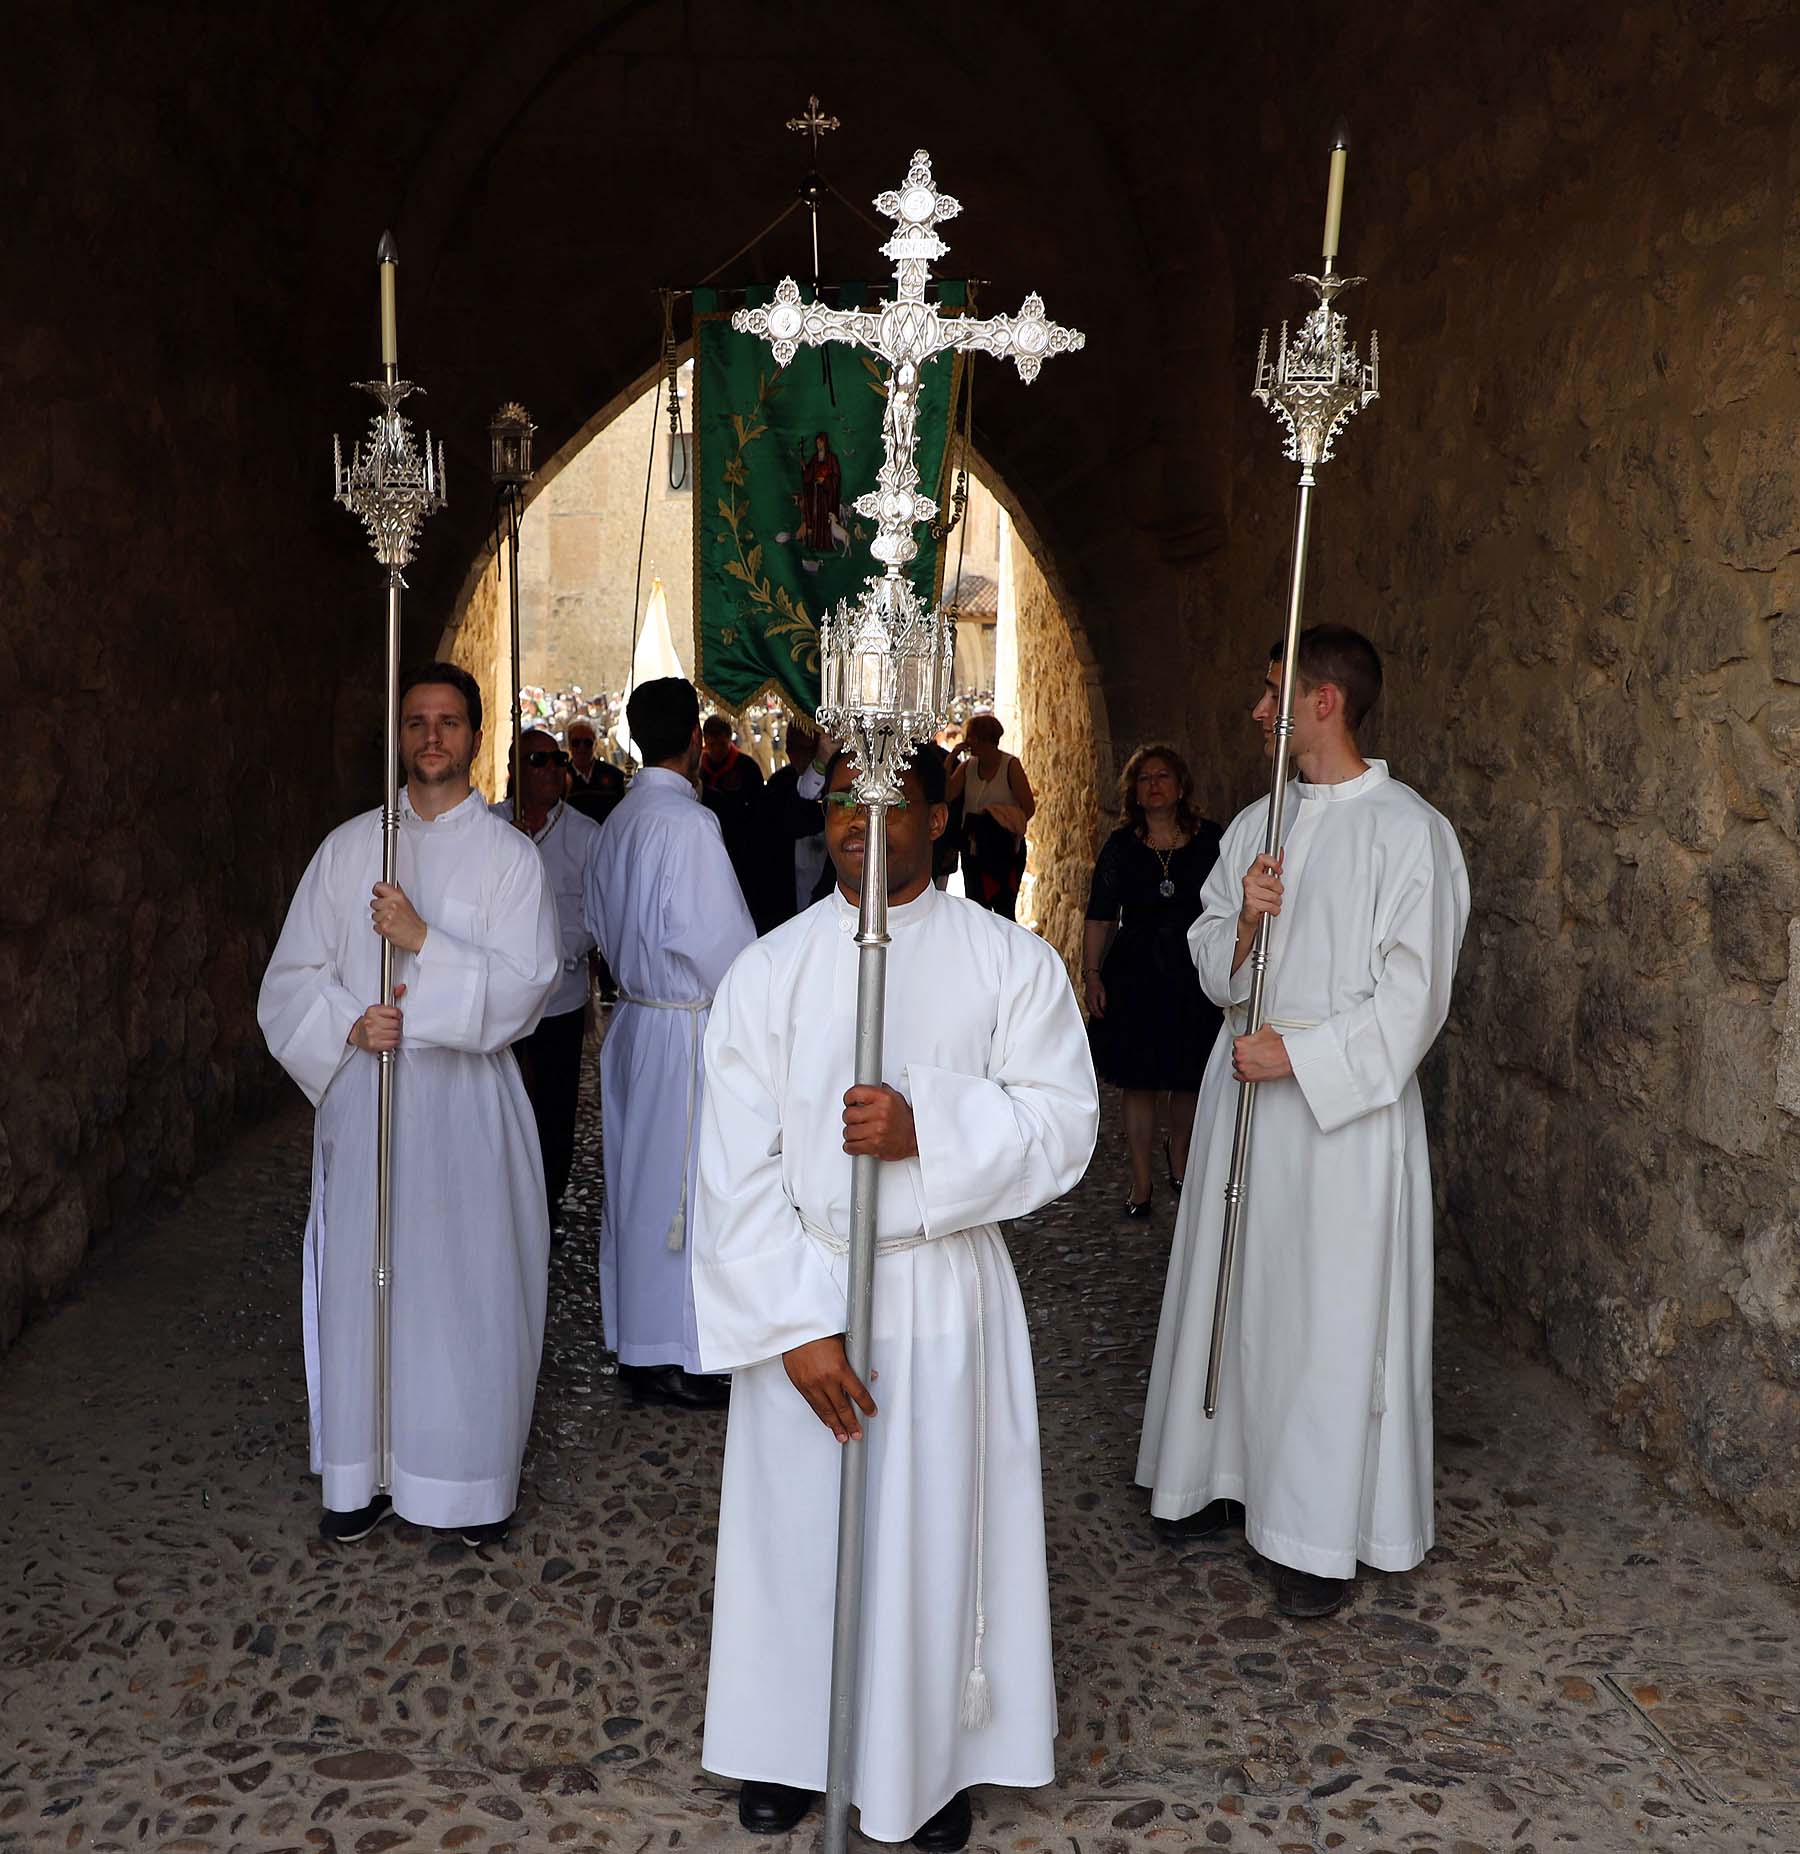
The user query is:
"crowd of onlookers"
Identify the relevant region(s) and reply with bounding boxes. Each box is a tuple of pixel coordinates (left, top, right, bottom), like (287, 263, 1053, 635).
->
(519, 683, 1224, 1225)
(513, 684, 1025, 928)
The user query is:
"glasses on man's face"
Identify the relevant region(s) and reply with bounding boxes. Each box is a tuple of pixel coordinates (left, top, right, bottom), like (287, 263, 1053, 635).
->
(568, 737, 595, 753)
(824, 792, 910, 813)
(524, 750, 568, 769)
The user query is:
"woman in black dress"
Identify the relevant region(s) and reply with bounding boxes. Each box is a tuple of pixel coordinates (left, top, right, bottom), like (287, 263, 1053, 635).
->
(1083, 745, 1225, 1216)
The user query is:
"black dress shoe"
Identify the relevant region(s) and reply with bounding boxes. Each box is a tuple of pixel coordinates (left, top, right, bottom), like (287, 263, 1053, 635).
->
(1154, 1497, 1245, 1543)
(319, 1494, 392, 1543)
(461, 1512, 512, 1548)
(619, 1363, 731, 1410)
(1123, 1193, 1152, 1218)
(1272, 1563, 1352, 1618)
(676, 1369, 732, 1408)
(738, 1780, 816, 1834)
(912, 1789, 973, 1852)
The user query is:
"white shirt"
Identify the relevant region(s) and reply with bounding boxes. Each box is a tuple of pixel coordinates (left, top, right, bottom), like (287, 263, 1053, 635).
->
(490, 798, 604, 1017)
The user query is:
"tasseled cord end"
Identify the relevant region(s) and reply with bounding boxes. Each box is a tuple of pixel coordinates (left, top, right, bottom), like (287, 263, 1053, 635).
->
(665, 1205, 686, 1253)
(960, 1617, 992, 1730)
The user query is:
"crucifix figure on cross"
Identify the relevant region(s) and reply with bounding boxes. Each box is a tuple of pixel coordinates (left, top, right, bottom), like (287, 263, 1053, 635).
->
(733, 149, 1084, 576)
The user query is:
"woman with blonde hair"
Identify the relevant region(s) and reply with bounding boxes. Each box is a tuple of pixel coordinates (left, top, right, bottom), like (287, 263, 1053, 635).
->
(1083, 745, 1224, 1215)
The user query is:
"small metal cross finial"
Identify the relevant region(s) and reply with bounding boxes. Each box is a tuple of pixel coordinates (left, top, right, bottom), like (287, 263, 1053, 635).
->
(786, 95, 839, 161)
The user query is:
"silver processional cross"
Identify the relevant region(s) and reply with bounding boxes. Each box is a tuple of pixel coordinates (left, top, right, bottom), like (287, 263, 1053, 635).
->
(732, 150, 1084, 1854)
(735, 149, 1083, 585)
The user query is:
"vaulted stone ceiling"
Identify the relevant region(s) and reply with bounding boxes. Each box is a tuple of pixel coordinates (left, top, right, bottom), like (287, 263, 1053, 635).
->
(9, 0, 1800, 1536)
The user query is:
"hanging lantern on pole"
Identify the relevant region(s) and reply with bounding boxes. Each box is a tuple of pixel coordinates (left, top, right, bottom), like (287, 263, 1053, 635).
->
(488, 402, 536, 809)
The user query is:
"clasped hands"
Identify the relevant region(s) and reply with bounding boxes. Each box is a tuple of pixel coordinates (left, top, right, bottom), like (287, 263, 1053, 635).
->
(780, 1084, 918, 1438)
(369, 880, 427, 954)
(1232, 1024, 1293, 1083)
(841, 1083, 916, 1161)
(1231, 850, 1293, 1083)
(347, 882, 428, 1052)
(349, 983, 406, 1051)
(784, 1334, 878, 1443)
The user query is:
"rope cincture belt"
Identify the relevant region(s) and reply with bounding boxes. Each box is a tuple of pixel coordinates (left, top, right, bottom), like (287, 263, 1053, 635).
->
(1227, 1006, 1322, 1035)
(798, 1213, 994, 1732)
(617, 993, 710, 1251)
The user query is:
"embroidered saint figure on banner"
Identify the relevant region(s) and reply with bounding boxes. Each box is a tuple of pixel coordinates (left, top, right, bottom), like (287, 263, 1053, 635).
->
(800, 432, 843, 553)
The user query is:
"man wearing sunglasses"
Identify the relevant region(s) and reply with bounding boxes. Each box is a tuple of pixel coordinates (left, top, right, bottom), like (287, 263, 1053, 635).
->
(692, 746, 1099, 1851)
(492, 729, 605, 1240)
(565, 716, 627, 828)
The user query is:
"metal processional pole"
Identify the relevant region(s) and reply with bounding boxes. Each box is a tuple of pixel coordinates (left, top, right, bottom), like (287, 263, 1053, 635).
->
(1203, 131, 1380, 1420)
(332, 232, 448, 1490)
(732, 150, 1083, 1854)
(489, 404, 537, 807)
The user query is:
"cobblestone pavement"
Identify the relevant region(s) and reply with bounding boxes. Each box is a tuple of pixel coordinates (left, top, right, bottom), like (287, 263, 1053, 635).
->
(4, 1050, 1799, 1854)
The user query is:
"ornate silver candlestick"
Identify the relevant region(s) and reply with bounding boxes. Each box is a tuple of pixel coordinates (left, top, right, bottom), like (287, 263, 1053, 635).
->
(332, 230, 447, 1495)
(1204, 139, 1379, 1422)
(733, 150, 1082, 1854)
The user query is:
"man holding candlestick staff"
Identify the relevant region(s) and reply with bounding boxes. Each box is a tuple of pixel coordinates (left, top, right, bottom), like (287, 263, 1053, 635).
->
(1137, 131, 1468, 1618)
(259, 663, 561, 1546)
(1135, 626, 1468, 1615)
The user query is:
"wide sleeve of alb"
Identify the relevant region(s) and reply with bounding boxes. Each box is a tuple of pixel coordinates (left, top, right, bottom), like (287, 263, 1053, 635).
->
(1189, 813, 1256, 1010)
(257, 834, 365, 1108)
(401, 840, 560, 1054)
(692, 948, 847, 1371)
(907, 932, 1099, 1236)
(1283, 816, 1470, 1135)
(669, 813, 758, 995)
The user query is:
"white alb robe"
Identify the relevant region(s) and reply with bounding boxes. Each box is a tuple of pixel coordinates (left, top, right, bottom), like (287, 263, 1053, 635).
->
(586, 767, 756, 1370)
(694, 885, 1099, 1843)
(490, 798, 605, 1018)
(257, 789, 560, 1526)
(1137, 761, 1469, 1578)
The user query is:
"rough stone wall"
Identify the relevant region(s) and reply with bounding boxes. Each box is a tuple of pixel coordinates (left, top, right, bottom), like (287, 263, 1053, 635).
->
(447, 546, 510, 808)
(1187, 0, 1800, 1530)
(0, 10, 386, 1350)
(13, 0, 1800, 1545)
(1005, 515, 1102, 986)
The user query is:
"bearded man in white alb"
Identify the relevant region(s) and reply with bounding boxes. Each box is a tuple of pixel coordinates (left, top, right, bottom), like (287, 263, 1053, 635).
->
(1137, 624, 1469, 1619)
(693, 745, 1098, 1852)
(259, 662, 559, 1548)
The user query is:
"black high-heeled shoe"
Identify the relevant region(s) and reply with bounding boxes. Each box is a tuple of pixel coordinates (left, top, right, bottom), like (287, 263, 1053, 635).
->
(1164, 1138, 1183, 1198)
(1124, 1189, 1152, 1218)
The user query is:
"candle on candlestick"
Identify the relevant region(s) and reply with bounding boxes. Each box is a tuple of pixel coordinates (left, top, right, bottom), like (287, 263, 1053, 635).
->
(1321, 127, 1349, 265)
(378, 229, 398, 370)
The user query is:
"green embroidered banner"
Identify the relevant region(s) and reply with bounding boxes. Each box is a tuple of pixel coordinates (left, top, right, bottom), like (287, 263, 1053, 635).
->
(692, 282, 963, 715)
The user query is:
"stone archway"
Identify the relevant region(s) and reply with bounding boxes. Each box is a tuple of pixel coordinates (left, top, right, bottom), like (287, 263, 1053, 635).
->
(439, 385, 1110, 981)
(968, 451, 1109, 983)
